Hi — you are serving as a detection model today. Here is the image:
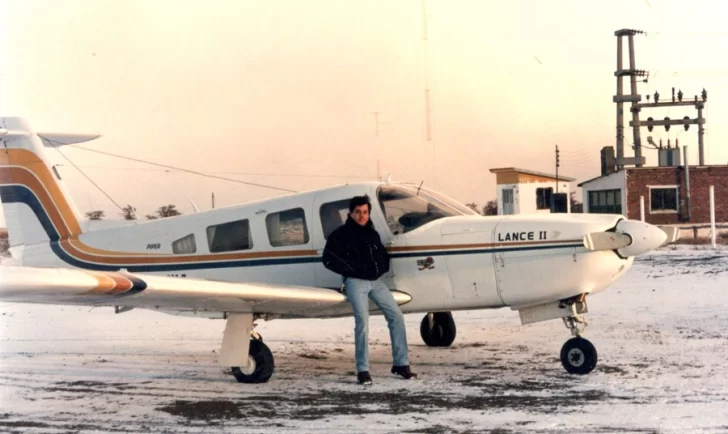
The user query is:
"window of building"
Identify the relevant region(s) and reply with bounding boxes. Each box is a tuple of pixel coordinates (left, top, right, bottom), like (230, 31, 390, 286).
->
(266, 208, 309, 246)
(320, 200, 350, 239)
(650, 187, 678, 212)
(502, 188, 514, 215)
(536, 187, 553, 210)
(172, 234, 197, 254)
(206, 219, 252, 253)
(588, 189, 622, 214)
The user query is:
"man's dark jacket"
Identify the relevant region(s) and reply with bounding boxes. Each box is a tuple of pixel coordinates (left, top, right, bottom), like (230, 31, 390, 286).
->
(322, 217, 390, 281)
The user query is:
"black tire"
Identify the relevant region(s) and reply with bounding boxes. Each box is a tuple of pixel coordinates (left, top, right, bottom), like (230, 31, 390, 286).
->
(231, 340, 275, 383)
(560, 337, 598, 375)
(420, 312, 457, 347)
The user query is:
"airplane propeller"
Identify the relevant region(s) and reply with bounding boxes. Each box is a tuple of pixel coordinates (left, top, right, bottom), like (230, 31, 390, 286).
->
(583, 219, 678, 257)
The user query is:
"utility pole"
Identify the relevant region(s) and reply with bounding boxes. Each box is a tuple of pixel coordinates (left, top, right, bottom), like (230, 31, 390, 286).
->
(555, 145, 560, 194)
(614, 29, 647, 169)
(372, 112, 380, 137)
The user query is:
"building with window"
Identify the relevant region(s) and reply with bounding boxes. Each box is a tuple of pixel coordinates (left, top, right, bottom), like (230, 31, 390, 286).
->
(489, 167, 574, 215)
(579, 165, 728, 225)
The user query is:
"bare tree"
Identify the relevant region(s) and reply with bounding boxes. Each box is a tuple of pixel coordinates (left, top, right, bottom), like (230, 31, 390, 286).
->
(482, 200, 498, 216)
(156, 204, 181, 218)
(570, 192, 583, 213)
(85, 210, 105, 220)
(120, 205, 137, 220)
(465, 202, 482, 215)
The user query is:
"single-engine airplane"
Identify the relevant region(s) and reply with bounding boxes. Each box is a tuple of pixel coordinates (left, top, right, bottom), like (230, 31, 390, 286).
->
(0, 117, 678, 383)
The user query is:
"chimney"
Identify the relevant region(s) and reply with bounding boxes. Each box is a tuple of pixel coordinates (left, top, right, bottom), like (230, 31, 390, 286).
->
(600, 146, 617, 175)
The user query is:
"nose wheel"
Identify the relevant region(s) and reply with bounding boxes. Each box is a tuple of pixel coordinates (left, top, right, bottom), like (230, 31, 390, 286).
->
(559, 315, 597, 375)
(420, 312, 457, 347)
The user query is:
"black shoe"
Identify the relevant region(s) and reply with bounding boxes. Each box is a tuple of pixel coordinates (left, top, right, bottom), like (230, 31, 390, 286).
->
(391, 365, 418, 379)
(357, 371, 373, 386)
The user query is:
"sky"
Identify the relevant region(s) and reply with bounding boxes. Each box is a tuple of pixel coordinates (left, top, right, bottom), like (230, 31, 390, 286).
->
(1, 0, 727, 226)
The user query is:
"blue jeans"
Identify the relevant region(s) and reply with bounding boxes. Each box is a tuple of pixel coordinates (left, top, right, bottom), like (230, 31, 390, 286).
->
(344, 277, 409, 372)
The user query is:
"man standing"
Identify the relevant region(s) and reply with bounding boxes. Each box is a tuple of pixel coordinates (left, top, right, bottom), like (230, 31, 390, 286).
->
(322, 195, 417, 385)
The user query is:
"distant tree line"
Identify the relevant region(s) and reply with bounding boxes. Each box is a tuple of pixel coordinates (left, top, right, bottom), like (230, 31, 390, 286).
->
(84, 204, 182, 221)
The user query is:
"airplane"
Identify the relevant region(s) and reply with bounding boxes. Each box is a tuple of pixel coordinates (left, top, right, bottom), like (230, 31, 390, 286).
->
(0, 117, 678, 383)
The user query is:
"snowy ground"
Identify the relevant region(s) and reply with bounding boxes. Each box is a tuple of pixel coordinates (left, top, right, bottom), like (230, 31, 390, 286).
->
(2, 246, 728, 433)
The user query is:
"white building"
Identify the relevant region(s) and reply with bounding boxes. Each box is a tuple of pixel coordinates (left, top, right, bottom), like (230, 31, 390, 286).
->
(489, 167, 574, 215)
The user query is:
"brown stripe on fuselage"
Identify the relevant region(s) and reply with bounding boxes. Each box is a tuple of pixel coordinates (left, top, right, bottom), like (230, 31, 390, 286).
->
(388, 239, 583, 253)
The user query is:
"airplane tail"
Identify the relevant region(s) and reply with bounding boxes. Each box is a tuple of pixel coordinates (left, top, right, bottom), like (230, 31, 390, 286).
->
(0, 117, 99, 250)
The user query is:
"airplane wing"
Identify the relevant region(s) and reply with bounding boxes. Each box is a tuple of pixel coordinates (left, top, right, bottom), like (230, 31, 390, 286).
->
(0, 265, 411, 319)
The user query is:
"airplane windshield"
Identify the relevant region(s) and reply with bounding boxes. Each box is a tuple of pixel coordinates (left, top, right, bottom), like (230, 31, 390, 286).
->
(377, 185, 472, 235)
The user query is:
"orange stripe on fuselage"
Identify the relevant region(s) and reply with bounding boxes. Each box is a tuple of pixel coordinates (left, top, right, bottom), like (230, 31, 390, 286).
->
(3, 148, 579, 267)
(1, 149, 82, 236)
(388, 238, 582, 253)
(2, 149, 319, 265)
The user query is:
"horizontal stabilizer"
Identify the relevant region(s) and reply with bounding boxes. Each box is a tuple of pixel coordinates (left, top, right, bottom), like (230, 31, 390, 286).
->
(583, 232, 631, 251)
(37, 132, 101, 147)
(659, 226, 680, 245)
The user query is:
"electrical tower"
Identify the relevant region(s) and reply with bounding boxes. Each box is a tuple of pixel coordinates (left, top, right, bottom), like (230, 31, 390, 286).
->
(614, 29, 708, 168)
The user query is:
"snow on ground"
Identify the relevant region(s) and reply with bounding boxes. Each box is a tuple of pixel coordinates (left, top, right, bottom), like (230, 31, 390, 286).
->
(2, 245, 728, 433)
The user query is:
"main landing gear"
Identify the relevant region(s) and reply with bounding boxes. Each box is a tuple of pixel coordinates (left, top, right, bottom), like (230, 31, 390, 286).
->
(420, 312, 457, 347)
(559, 308, 598, 375)
(221, 313, 275, 383)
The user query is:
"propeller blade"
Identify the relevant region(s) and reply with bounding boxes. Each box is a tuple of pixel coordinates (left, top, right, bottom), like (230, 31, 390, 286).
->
(583, 232, 632, 251)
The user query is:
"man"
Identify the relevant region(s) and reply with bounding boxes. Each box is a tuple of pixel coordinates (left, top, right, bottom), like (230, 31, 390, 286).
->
(322, 194, 417, 385)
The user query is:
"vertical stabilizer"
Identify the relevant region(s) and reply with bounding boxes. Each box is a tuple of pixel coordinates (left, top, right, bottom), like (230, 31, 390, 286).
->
(0, 117, 97, 249)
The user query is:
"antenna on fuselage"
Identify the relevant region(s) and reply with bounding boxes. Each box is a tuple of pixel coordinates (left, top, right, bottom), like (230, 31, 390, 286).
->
(188, 196, 200, 213)
(416, 180, 424, 195)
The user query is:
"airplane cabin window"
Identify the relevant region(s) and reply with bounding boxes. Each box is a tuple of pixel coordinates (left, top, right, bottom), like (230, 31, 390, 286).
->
(172, 234, 197, 254)
(377, 185, 463, 234)
(206, 219, 253, 253)
(266, 208, 310, 247)
(320, 199, 350, 239)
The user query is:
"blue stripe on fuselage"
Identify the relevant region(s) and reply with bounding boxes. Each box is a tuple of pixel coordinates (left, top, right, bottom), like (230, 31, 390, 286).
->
(1, 184, 584, 272)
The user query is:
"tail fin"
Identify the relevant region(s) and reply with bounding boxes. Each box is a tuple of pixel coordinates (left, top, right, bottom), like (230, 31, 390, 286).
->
(0, 117, 100, 249)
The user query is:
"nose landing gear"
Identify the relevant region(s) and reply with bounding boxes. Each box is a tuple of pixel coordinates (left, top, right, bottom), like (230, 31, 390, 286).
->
(560, 313, 597, 375)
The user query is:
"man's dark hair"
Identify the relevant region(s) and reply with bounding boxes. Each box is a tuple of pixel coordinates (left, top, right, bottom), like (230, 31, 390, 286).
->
(349, 195, 372, 213)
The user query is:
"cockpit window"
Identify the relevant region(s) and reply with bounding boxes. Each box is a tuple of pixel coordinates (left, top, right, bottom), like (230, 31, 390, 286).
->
(377, 185, 468, 234)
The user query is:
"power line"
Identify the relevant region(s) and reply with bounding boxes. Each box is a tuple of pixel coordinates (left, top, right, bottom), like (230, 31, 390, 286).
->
(50, 144, 126, 213)
(54, 164, 373, 179)
(68, 145, 297, 193)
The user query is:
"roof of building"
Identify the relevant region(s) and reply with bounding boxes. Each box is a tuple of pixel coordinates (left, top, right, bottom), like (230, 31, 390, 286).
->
(578, 164, 728, 187)
(489, 167, 576, 182)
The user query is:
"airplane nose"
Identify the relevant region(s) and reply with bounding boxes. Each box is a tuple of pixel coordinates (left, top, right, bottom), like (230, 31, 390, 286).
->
(615, 219, 668, 257)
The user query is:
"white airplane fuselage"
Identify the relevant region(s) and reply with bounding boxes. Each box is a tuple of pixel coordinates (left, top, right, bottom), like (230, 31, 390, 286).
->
(13, 181, 632, 316)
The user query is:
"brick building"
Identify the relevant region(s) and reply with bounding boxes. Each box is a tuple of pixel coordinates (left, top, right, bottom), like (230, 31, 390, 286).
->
(579, 164, 728, 225)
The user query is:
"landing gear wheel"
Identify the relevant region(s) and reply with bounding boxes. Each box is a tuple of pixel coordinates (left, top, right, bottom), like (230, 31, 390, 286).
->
(231, 340, 275, 383)
(420, 312, 457, 347)
(560, 337, 598, 375)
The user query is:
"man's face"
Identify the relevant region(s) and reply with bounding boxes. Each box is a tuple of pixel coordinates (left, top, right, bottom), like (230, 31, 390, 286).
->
(350, 204, 370, 226)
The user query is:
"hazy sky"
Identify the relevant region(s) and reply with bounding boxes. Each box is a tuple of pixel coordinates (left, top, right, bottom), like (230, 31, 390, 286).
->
(1, 0, 727, 226)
